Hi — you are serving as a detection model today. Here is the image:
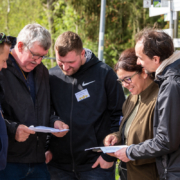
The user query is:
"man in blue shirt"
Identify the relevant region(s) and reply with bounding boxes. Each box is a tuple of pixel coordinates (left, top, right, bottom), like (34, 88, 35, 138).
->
(0, 33, 11, 170)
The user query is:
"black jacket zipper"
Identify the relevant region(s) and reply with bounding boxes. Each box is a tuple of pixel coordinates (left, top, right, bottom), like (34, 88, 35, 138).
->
(70, 79, 75, 172)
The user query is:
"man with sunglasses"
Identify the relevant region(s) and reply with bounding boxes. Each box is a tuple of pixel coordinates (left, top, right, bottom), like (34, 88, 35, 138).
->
(0, 33, 11, 170)
(0, 24, 69, 179)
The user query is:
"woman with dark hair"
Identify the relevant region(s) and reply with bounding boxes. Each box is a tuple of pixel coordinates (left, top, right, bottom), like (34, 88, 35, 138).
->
(104, 48, 159, 180)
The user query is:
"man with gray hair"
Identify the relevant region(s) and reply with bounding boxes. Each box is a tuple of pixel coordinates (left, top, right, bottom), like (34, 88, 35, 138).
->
(0, 23, 69, 179)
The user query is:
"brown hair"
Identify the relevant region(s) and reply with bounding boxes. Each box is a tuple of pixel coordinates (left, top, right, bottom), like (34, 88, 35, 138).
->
(55, 31, 83, 57)
(115, 48, 143, 73)
(135, 28, 174, 62)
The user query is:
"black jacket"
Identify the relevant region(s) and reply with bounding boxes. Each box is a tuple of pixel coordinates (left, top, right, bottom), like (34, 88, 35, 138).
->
(1, 56, 51, 163)
(127, 58, 180, 180)
(49, 53, 125, 171)
(0, 81, 8, 170)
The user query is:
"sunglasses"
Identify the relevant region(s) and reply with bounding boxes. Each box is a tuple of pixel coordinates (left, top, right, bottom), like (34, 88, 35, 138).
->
(0, 33, 11, 45)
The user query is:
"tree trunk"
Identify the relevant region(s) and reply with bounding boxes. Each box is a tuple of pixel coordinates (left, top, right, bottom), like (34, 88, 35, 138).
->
(5, 0, 10, 35)
(47, 0, 55, 68)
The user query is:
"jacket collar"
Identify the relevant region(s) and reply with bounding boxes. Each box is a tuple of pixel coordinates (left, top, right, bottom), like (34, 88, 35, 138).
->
(71, 53, 101, 77)
(7, 53, 44, 94)
(7, 54, 25, 83)
(155, 58, 180, 86)
(139, 82, 156, 102)
(118, 81, 158, 143)
(155, 51, 180, 78)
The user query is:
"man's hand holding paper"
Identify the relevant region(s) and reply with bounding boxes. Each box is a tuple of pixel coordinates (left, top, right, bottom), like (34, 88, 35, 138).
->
(103, 134, 130, 162)
(15, 124, 35, 142)
(52, 120, 69, 137)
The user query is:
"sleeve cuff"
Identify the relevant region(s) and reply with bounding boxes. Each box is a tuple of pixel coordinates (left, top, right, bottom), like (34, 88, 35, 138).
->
(49, 115, 61, 127)
(126, 145, 135, 161)
(5, 119, 19, 139)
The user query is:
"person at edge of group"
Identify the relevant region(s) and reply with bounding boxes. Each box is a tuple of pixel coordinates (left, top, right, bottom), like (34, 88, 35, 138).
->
(104, 48, 159, 180)
(45, 31, 125, 180)
(0, 23, 69, 180)
(106, 28, 180, 180)
(0, 33, 11, 170)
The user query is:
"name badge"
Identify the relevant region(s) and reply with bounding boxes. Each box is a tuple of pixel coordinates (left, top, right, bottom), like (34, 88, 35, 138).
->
(75, 89, 90, 102)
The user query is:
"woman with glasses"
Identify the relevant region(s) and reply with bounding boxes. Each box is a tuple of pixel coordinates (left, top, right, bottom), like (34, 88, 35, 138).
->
(0, 33, 11, 170)
(104, 48, 159, 180)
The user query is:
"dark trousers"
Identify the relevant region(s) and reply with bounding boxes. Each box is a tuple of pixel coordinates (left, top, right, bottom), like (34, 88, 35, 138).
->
(0, 162, 50, 180)
(48, 164, 116, 180)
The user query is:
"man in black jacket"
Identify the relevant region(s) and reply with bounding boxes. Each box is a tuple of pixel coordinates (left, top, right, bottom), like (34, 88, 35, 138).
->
(0, 24, 69, 179)
(113, 28, 180, 180)
(0, 33, 11, 171)
(47, 31, 125, 180)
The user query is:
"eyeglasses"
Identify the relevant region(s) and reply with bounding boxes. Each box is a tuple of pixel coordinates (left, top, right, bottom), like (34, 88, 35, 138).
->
(0, 33, 11, 45)
(27, 46, 47, 60)
(117, 72, 139, 84)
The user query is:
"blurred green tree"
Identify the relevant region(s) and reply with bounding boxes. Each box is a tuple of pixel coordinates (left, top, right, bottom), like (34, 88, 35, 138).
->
(0, 0, 169, 69)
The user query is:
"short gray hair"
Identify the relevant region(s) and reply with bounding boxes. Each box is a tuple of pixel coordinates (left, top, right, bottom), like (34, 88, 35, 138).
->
(16, 23, 51, 50)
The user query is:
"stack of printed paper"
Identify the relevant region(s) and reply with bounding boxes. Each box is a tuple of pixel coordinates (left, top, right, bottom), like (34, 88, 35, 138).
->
(29, 126, 69, 133)
(85, 145, 128, 153)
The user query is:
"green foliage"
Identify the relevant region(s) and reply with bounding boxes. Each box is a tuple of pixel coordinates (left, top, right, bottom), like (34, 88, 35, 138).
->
(67, 0, 168, 67)
(0, 0, 43, 36)
(0, 0, 169, 69)
(179, 12, 180, 38)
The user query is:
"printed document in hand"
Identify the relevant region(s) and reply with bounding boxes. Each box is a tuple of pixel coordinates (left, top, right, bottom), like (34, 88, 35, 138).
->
(85, 145, 128, 153)
(29, 125, 69, 133)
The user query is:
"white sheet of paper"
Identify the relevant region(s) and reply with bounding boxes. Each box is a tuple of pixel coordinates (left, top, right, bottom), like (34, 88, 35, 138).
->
(85, 145, 128, 153)
(29, 126, 69, 133)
